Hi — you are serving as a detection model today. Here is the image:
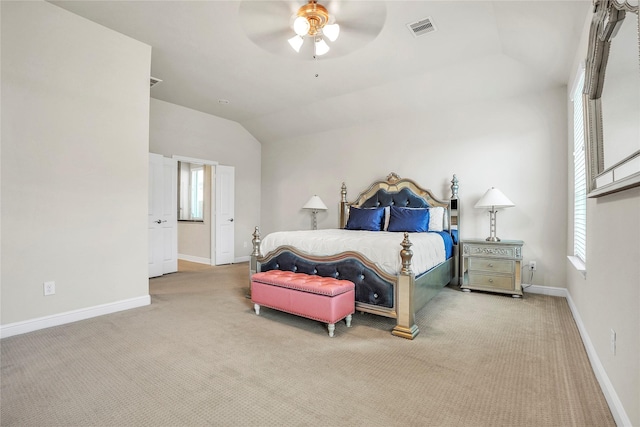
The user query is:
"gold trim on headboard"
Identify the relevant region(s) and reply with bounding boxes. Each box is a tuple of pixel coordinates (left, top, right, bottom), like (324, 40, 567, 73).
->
(339, 173, 458, 229)
(351, 173, 450, 209)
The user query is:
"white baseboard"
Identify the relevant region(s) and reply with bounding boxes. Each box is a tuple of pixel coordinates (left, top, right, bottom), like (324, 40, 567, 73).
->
(178, 254, 249, 265)
(564, 291, 632, 427)
(0, 295, 151, 339)
(523, 284, 567, 297)
(178, 254, 211, 265)
(525, 284, 631, 426)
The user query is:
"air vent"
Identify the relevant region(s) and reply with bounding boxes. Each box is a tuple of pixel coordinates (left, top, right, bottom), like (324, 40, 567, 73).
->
(150, 76, 162, 88)
(407, 16, 437, 38)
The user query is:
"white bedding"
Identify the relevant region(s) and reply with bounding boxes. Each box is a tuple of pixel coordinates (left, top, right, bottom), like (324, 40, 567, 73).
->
(260, 229, 446, 276)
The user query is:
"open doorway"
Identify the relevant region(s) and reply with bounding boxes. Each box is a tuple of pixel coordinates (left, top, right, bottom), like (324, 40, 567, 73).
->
(172, 156, 235, 269)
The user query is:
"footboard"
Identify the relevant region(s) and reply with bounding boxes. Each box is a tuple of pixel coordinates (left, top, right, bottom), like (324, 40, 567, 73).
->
(257, 245, 397, 318)
(250, 228, 431, 339)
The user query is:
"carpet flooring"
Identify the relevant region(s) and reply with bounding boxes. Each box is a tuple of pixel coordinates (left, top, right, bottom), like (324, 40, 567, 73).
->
(0, 261, 615, 426)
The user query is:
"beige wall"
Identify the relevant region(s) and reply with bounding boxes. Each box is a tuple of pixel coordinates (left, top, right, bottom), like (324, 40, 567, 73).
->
(566, 11, 640, 426)
(1, 1, 151, 324)
(149, 98, 261, 262)
(260, 86, 569, 289)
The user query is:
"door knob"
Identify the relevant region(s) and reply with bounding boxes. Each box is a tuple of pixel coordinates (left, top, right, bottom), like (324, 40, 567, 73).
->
(155, 219, 167, 224)
(229, 218, 234, 222)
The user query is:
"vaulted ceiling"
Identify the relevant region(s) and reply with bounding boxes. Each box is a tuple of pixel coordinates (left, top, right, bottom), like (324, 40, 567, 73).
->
(51, 1, 591, 144)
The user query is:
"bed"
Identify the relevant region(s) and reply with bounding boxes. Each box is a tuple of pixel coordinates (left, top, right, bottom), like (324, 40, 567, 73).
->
(249, 173, 460, 339)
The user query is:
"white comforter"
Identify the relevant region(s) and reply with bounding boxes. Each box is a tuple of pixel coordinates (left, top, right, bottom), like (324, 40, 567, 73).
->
(260, 229, 445, 276)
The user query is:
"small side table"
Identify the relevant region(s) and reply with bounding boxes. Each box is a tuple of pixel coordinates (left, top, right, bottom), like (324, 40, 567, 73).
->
(461, 239, 523, 297)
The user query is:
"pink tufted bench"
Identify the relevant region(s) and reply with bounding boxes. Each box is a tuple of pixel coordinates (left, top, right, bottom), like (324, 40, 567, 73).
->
(251, 270, 355, 337)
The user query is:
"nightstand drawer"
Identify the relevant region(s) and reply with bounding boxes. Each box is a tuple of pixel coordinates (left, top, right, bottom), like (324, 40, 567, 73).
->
(461, 239, 523, 297)
(467, 272, 513, 291)
(468, 258, 513, 274)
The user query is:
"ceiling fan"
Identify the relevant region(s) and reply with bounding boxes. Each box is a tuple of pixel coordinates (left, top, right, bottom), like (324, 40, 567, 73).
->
(238, 0, 387, 59)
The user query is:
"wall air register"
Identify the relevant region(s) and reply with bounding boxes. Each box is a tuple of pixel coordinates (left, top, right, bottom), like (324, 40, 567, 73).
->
(407, 16, 437, 38)
(150, 76, 162, 88)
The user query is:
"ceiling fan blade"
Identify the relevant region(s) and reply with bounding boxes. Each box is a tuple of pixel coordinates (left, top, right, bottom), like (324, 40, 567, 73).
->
(327, 1, 386, 26)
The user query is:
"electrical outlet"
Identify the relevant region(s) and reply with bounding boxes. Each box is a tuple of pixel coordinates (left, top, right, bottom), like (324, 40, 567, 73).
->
(43, 281, 56, 296)
(529, 261, 537, 271)
(610, 329, 616, 355)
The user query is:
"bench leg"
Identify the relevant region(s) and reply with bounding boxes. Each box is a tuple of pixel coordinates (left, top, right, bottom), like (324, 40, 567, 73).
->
(345, 314, 352, 327)
(254, 303, 260, 315)
(328, 323, 335, 337)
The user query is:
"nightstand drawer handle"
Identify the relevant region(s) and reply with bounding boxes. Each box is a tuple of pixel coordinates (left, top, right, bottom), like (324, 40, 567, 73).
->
(488, 263, 494, 268)
(488, 279, 493, 283)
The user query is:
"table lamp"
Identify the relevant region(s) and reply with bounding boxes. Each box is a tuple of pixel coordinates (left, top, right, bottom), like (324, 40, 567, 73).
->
(474, 187, 515, 242)
(302, 195, 327, 230)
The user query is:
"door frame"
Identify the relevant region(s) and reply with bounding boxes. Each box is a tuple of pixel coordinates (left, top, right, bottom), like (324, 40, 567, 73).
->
(173, 155, 219, 265)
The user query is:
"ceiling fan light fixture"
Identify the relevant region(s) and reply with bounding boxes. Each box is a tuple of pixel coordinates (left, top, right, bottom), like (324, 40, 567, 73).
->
(323, 23, 340, 42)
(314, 37, 330, 56)
(288, 35, 304, 52)
(293, 16, 310, 36)
(289, 0, 336, 55)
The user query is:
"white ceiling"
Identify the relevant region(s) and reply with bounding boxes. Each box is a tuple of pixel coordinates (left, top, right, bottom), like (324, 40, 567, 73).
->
(50, 1, 591, 144)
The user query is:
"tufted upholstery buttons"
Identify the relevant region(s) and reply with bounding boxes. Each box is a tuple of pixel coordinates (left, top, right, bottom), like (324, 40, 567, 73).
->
(260, 250, 394, 308)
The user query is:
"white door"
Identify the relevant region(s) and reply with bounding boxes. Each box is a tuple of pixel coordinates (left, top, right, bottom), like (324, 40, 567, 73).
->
(149, 153, 178, 278)
(215, 165, 235, 265)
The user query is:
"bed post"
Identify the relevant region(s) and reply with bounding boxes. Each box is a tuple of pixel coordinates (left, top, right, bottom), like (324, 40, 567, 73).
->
(339, 182, 348, 229)
(392, 233, 420, 340)
(451, 174, 459, 199)
(449, 174, 460, 285)
(247, 226, 261, 298)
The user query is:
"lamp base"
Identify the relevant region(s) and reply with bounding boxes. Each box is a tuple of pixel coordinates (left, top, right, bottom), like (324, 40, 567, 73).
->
(486, 236, 501, 242)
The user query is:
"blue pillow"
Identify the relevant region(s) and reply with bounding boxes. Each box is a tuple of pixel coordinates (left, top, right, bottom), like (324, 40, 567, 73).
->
(345, 207, 385, 231)
(387, 206, 430, 232)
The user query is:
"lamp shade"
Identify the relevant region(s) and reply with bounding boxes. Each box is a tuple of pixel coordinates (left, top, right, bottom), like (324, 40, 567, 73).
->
(288, 35, 304, 52)
(303, 195, 327, 211)
(474, 187, 515, 209)
(323, 23, 340, 41)
(314, 38, 330, 56)
(293, 16, 310, 36)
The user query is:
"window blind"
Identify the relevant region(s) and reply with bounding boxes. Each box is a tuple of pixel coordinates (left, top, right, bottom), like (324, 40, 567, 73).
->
(573, 69, 587, 263)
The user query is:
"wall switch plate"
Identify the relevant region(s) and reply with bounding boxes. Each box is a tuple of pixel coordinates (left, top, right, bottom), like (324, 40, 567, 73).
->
(43, 281, 56, 296)
(611, 329, 616, 356)
(610, 329, 616, 355)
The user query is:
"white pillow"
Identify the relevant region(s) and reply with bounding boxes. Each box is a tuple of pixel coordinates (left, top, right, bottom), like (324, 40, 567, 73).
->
(383, 206, 391, 231)
(443, 208, 449, 230)
(428, 207, 445, 232)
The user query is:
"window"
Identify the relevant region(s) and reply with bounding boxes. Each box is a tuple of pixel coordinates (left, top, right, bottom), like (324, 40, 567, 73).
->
(572, 67, 587, 264)
(189, 166, 204, 220)
(178, 161, 205, 221)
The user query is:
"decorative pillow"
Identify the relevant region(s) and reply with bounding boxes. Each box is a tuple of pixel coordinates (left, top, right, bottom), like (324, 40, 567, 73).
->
(345, 207, 385, 231)
(387, 206, 430, 232)
(443, 209, 449, 230)
(383, 206, 391, 231)
(428, 206, 445, 232)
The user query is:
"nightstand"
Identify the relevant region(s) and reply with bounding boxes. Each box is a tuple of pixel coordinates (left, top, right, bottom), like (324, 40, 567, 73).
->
(461, 239, 523, 297)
